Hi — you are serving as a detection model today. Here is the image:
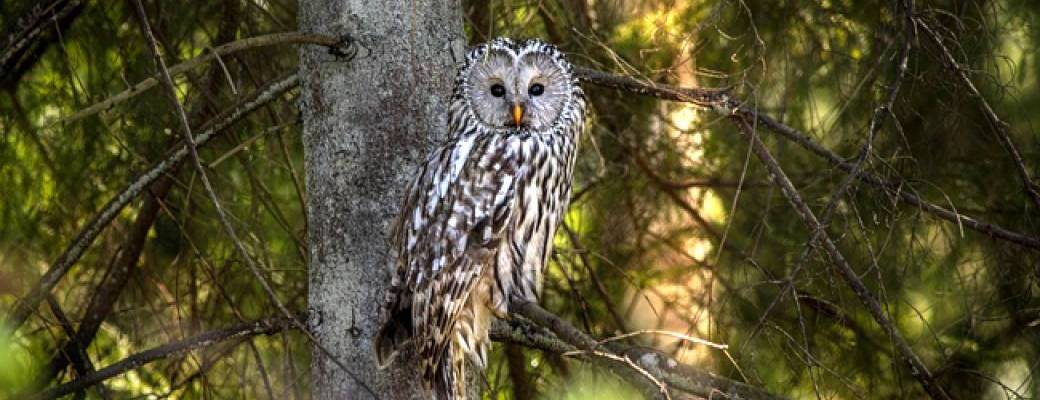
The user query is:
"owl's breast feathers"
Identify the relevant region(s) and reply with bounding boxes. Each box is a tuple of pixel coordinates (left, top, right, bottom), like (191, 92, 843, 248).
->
(376, 118, 581, 400)
(376, 131, 520, 365)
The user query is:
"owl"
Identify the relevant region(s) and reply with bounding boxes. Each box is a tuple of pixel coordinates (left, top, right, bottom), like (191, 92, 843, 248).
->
(374, 38, 586, 400)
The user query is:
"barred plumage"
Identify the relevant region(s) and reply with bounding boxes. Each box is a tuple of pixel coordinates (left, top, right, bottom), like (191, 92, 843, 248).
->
(374, 38, 586, 399)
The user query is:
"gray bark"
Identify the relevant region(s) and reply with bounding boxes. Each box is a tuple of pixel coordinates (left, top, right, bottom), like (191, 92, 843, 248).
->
(299, 1, 464, 399)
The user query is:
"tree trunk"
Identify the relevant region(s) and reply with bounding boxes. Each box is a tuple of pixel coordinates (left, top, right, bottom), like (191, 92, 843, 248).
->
(299, 1, 464, 399)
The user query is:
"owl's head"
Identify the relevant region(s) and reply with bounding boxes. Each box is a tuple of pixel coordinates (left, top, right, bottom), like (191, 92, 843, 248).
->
(454, 38, 582, 133)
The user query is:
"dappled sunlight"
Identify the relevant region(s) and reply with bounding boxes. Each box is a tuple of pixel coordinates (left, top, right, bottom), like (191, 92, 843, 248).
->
(622, 271, 717, 366)
(991, 355, 1032, 399)
(619, 48, 735, 367)
(554, 368, 643, 400)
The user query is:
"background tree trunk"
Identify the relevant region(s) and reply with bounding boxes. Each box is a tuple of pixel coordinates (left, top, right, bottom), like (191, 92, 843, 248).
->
(299, 1, 464, 399)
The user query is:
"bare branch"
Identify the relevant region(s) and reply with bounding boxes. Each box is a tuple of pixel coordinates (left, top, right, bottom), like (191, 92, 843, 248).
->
(496, 302, 788, 400)
(731, 118, 952, 400)
(0, 0, 83, 83)
(577, 62, 1040, 250)
(132, 6, 376, 397)
(744, 0, 917, 352)
(572, 66, 730, 108)
(4, 73, 299, 332)
(53, 32, 348, 127)
(27, 316, 298, 400)
(916, 18, 1040, 211)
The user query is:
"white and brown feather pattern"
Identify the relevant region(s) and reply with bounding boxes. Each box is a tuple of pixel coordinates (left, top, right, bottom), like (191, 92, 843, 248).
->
(375, 37, 585, 400)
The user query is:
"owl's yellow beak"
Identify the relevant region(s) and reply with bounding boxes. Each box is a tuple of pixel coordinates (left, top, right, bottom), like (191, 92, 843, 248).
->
(512, 104, 525, 127)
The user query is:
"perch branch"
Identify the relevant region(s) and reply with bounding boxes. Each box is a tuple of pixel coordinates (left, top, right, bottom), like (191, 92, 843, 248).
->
(29, 305, 783, 400)
(502, 302, 787, 400)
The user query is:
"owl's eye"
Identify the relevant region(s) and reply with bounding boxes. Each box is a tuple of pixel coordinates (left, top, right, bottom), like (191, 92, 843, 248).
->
(528, 83, 545, 96)
(490, 84, 506, 97)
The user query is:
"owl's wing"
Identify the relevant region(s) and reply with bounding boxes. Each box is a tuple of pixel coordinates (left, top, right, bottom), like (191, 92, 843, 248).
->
(376, 134, 522, 369)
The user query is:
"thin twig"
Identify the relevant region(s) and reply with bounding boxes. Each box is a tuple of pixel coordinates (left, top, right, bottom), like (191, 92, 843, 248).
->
(53, 32, 346, 126)
(598, 328, 751, 383)
(598, 329, 727, 350)
(562, 349, 673, 400)
(208, 121, 293, 168)
(130, 3, 378, 399)
(916, 18, 1040, 211)
(578, 65, 1040, 250)
(743, 0, 917, 352)
(573, 65, 730, 108)
(499, 303, 787, 400)
(4, 73, 299, 333)
(0, 0, 83, 80)
(731, 118, 953, 400)
(27, 315, 298, 400)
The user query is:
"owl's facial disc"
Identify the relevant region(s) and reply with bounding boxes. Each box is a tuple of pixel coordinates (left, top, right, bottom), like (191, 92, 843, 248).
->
(466, 46, 571, 132)
(515, 51, 569, 131)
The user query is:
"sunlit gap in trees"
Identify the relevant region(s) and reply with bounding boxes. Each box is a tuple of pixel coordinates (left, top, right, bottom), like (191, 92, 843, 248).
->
(624, 47, 726, 366)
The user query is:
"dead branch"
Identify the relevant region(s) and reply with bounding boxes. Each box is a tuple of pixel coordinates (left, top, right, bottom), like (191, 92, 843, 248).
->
(0, 0, 83, 83)
(4, 73, 299, 332)
(731, 118, 952, 400)
(916, 18, 1040, 211)
(744, 0, 916, 352)
(577, 68, 1039, 250)
(572, 66, 730, 108)
(54, 32, 349, 127)
(27, 315, 297, 400)
(131, 4, 377, 398)
(496, 302, 788, 400)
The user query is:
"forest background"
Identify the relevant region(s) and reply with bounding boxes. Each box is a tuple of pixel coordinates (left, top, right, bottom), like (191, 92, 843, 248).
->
(1, 0, 1039, 399)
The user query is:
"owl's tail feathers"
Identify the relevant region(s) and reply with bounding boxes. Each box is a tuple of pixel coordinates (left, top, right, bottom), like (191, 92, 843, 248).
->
(374, 306, 412, 368)
(428, 343, 467, 400)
